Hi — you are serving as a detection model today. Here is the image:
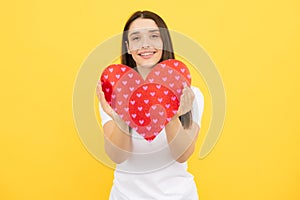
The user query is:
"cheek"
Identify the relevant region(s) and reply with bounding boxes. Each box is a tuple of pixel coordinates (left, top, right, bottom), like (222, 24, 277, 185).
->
(156, 50, 163, 60)
(131, 52, 139, 60)
(153, 39, 163, 50)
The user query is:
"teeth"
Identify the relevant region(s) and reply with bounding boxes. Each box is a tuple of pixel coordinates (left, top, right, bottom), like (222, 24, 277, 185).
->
(140, 52, 154, 56)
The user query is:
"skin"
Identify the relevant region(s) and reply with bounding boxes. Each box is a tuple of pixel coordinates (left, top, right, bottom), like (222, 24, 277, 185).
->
(126, 18, 163, 79)
(96, 18, 200, 164)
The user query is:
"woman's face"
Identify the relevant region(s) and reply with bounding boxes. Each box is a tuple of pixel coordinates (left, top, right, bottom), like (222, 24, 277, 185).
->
(127, 18, 163, 69)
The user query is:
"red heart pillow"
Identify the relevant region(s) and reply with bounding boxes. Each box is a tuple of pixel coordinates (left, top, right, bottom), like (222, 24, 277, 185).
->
(100, 59, 191, 142)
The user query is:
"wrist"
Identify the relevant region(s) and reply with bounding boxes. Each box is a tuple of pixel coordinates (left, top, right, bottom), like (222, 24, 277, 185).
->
(171, 111, 181, 121)
(166, 114, 181, 127)
(112, 113, 129, 133)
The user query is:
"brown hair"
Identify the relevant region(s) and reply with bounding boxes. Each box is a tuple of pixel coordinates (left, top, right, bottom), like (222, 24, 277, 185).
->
(121, 10, 192, 129)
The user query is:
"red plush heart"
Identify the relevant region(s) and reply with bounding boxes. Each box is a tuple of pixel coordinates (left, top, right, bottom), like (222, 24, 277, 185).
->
(100, 59, 191, 142)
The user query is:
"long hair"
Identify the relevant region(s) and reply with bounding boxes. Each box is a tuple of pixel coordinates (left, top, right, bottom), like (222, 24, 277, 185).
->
(121, 10, 192, 129)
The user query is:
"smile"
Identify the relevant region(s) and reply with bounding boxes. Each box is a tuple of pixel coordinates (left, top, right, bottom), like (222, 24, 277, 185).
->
(138, 51, 156, 58)
(139, 52, 154, 56)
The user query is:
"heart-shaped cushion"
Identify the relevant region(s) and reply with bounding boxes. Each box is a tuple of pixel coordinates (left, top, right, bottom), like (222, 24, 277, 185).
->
(100, 59, 191, 142)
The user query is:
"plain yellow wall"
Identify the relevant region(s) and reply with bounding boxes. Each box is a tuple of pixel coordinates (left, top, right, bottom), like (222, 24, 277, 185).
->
(1, 0, 300, 199)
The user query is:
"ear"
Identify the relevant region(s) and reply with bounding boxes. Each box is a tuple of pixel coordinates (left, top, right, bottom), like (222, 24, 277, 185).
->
(125, 41, 131, 54)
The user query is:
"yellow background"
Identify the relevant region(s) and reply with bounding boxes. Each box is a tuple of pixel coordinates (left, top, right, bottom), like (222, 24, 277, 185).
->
(1, 0, 300, 199)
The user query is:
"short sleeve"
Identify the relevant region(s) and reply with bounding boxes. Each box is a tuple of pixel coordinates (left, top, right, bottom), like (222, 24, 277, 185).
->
(191, 86, 204, 127)
(98, 102, 113, 126)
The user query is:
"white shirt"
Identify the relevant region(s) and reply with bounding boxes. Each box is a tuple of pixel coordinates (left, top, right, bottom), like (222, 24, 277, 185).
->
(99, 86, 204, 200)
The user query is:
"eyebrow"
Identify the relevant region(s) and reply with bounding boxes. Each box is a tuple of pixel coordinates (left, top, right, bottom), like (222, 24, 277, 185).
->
(128, 29, 160, 37)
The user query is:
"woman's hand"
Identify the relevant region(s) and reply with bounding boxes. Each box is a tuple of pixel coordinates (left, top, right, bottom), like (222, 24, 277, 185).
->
(165, 85, 198, 163)
(96, 81, 114, 118)
(96, 80, 129, 133)
(97, 81, 131, 163)
(177, 85, 195, 117)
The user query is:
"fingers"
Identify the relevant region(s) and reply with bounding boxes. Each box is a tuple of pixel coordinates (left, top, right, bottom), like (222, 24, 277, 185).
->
(183, 86, 195, 103)
(178, 86, 195, 116)
(96, 81, 107, 105)
(96, 80, 128, 132)
(97, 80, 114, 117)
(96, 80, 103, 100)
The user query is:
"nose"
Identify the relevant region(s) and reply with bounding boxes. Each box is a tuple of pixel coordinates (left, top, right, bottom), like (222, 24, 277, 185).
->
(140, 36, 151, 49)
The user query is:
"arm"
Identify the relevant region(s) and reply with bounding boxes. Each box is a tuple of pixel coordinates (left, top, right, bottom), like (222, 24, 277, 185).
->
(103, 120, 132, 164)
(165, 118, 199, 163)
(165, 86, 201, 163)
(97, 82, 132, 164)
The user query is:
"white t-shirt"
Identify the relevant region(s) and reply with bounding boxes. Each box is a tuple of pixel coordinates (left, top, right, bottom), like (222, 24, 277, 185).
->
(99, 86, 204, 200)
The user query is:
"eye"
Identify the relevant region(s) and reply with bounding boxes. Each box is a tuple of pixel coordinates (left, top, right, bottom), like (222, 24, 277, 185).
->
(150, 34, 160, 39)
(131, 36, 140, 41)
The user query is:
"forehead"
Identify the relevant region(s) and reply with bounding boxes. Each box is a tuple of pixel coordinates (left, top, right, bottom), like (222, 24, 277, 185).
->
(128, 18, 159, 33)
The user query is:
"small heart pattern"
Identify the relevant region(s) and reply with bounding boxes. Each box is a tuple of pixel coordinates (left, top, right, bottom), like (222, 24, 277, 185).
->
(100, 59, 191, 142)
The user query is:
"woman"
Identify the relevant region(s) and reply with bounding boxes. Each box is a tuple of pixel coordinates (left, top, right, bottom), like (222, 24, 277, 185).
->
(97, 10, 204, 200)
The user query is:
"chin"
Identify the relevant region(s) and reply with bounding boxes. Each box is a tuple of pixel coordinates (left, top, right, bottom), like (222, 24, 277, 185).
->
(141, 58, 162, 68)
(141, 62, 157, 68)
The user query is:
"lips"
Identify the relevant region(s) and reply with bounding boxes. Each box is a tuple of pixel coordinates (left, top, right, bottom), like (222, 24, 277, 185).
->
(140, 52, 154, 56)
(138, 50, 156, 59)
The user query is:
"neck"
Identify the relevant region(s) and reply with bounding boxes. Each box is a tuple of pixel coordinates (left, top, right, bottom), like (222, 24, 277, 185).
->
(136, 66, 153, 80)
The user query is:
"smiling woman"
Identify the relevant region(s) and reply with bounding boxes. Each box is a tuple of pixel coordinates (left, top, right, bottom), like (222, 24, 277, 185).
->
(96, 10, 204, 200)
(121, 11, 175, 71)
(126, 19, 164, 78)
